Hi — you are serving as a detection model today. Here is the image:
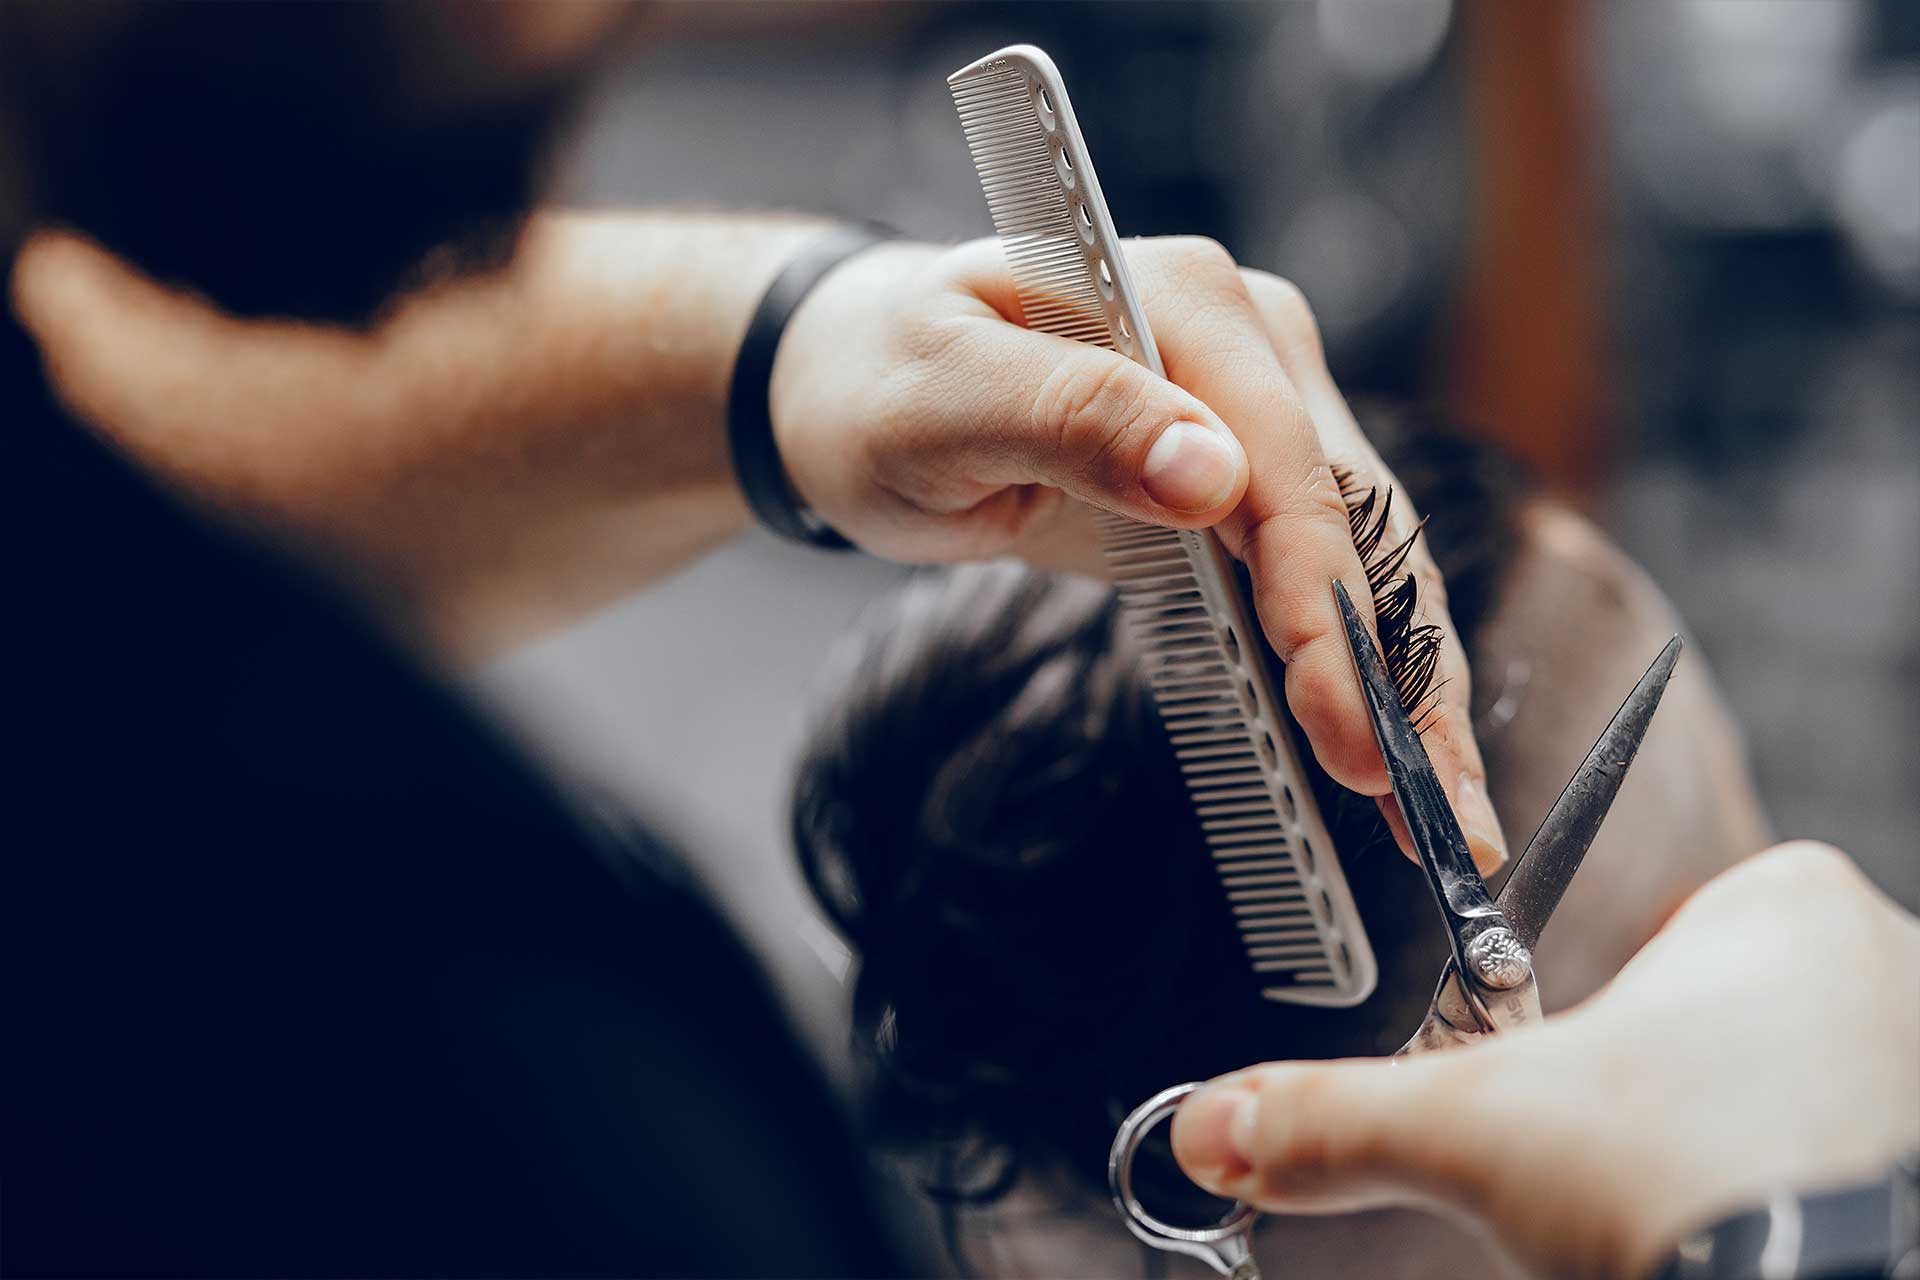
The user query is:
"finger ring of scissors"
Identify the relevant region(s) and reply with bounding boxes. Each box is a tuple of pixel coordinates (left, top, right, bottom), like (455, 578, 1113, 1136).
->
(1109, 1082, 1263, 1279)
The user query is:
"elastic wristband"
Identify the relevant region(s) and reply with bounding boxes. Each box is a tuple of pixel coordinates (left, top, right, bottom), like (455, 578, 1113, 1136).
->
(727, 224, 894, 549)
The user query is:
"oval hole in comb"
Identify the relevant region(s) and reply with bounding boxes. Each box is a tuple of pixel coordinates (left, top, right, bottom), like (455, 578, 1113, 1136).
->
(1034, 82, 1057, 130)
(1096, 257, 1115, 300)
(1050, 138, 1076, 190)
(1299, 835, 1317, 873)
(1075, 199, 1096, 243)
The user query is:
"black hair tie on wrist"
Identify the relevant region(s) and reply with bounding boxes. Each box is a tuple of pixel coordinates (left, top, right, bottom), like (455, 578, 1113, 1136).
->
(727, 223, 894, 550)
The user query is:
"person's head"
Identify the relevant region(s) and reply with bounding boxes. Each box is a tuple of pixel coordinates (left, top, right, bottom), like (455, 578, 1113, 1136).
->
(0, 2, 628, 325)
(792, 413, 1524, 1211)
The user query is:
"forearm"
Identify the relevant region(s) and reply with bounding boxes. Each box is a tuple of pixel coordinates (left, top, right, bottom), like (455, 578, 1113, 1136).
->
(22, 222, 1514, 836)
(16, 211, 830, 659)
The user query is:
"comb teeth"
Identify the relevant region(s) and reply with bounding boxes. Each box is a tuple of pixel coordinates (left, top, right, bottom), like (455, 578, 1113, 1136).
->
(1097, 512, 1345, 989)
(951, 47, 1376, 1007)
(951, 66, 1115, 348)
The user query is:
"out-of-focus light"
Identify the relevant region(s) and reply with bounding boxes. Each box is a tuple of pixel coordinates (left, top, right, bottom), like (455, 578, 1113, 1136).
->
(1317, 0, 1452, 87)
(1276, 187, 1412, 341)
(1681, 0, 1862, 146)
(1831, 75, 1920, 300)
(1612, 0, 1868, 230)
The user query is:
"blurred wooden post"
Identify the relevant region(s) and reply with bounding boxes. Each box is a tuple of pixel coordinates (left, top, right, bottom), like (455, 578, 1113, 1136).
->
(1446, 0, 1608, 501)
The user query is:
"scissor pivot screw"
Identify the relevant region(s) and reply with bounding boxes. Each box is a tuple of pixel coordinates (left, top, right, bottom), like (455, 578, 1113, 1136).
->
(1466, 928, 1532, 990)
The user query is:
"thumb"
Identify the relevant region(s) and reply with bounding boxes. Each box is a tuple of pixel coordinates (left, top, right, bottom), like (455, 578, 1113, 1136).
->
(908, 316, 1250, 525)
(1169, 1055, 1500, 1217)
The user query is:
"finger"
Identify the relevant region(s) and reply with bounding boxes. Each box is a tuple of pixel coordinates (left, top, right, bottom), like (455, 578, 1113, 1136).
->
(938, 236, 1391, 794)
(1006, 496, 1108, 579)
(1240, 268, 1507, 871)
(1169, 1055, 1497, 1218)
(873, 307, 1251, 527)
(1116, 239, 1392, 793)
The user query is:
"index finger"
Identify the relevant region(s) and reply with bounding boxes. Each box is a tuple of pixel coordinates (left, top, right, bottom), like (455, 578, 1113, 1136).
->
(1122, 238, 1392, 796)
(1237, 268, 1509, 873)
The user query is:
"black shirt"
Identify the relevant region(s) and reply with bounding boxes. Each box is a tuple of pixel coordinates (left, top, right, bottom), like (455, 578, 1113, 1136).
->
(1, 313, 906, 1277)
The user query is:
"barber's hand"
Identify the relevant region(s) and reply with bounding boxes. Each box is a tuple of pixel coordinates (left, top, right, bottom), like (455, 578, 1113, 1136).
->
(775, 237, 1507, 870)
(1168, 841, 1920, 1279)
(17, 221, 1506, 863)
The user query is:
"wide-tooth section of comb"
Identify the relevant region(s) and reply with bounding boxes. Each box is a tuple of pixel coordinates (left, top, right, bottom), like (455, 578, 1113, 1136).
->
(949, 46, 1376, 1007)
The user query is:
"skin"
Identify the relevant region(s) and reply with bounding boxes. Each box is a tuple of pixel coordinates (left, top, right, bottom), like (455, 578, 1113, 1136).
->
(6, 12, 1910, 1276)
(1170, 841, 1920, 1279)
(13, 223, 1509, 872)
(940, 496, 1774, 1280)
(1471, 501, 1774, 1003)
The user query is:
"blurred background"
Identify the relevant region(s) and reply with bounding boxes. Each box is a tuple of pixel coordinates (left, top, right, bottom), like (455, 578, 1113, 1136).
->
(476, 0, 1920, 1052)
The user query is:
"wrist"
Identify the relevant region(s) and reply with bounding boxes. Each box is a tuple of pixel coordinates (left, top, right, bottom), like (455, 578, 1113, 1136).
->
(766, 240, 940, 534)
(723, 229, 923, 547)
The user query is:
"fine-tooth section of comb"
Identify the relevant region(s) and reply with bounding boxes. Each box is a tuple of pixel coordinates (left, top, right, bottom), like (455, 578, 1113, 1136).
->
(949, 45, 1377, 1007)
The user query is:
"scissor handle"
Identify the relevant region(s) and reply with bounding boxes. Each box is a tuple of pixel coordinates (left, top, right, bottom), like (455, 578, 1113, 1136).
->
(1109, 1083, 1261, 1277)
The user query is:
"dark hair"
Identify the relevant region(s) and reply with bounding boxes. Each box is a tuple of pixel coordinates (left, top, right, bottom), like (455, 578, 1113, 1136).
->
(2, 3, 577, 326)
(792, 410, 1524, 1211)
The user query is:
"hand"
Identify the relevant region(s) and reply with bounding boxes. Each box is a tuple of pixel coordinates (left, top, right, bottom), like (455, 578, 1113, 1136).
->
(1168, 841, 1920, 1279)
(16, 218, 1507, 861)
(774, 236, 1508, 869)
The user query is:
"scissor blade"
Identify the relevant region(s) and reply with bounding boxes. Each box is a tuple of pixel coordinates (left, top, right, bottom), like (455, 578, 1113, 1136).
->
(1496, 636, 1683, 951)
(1332, 581, 1492, 934)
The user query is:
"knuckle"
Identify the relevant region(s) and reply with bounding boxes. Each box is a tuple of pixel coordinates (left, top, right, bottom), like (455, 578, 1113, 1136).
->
(1689, 840, 1864, 933)
(1240, 462, 1349, 546)
(1239, 500, 1342, 645)
(955, 484, 1059, 555)
(1030, 355, 1158, 474)
(1749, 840, 1857, 892)
(1243, 270, 1323, 354)
(947, 234, 1005, 266)
(1244, 1073, 1319, 1186)
(899, 307, 974, 368)
(931, 236, 1011, 288)
(1289, 461, 1357, 532)
(1164, 235, 1243, 290)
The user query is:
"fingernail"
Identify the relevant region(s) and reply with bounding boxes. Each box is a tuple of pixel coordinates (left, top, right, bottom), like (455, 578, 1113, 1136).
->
(1142, 421, 1241, 513)
(1455, 773, 1509, 873)
(1174, 1085, 1253, 1184)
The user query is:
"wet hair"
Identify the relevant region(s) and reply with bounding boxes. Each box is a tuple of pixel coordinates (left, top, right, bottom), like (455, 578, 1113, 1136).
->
(792, 409, 1524, 1213)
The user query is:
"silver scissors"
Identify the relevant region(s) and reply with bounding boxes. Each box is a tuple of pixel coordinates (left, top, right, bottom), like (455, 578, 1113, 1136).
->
(1109, 579, 1683, 1277)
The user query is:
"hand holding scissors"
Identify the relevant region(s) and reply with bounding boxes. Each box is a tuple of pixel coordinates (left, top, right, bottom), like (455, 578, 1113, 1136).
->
(1109, 581, 1683, 1278)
